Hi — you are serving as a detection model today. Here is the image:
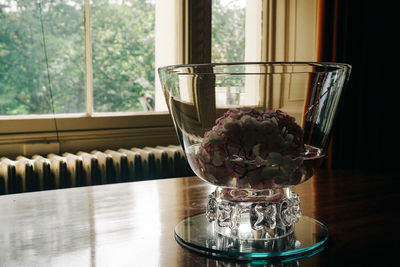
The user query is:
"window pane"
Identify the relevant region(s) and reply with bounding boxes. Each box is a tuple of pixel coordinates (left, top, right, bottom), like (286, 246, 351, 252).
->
(0, 0, 85, 115)
(212, 0, 246, 62)
(91, 0, 156, 112)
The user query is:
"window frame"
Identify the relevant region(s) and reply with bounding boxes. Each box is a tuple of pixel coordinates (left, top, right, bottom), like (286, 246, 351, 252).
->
(0, 0, 193, 157)
(0, 0, 319, 158)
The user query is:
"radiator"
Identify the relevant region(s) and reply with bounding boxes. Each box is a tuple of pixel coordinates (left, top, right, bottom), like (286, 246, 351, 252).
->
(0, 145, 194, 195)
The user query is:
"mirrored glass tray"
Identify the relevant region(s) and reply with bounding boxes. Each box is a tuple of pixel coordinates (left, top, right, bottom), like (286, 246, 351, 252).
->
(175, 213, 328, 261)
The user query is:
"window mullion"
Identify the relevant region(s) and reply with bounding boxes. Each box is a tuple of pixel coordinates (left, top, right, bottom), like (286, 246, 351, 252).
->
(188, 0, 211, 63)
(84, 0, 93, 117)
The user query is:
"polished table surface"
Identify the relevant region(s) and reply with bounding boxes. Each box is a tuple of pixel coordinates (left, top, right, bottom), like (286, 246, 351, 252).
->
(0, 169, 399, 267)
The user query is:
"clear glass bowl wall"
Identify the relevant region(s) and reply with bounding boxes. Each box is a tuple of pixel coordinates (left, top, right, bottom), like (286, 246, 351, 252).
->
(159, 62, 350, 190)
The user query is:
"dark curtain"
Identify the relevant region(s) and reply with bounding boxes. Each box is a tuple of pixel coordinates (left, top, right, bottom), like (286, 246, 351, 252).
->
(319, 0, 398, 174)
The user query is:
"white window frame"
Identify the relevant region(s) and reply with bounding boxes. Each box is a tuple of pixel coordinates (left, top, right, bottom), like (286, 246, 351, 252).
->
(0, 0, 184, 158)
(0, 0, 319, 158)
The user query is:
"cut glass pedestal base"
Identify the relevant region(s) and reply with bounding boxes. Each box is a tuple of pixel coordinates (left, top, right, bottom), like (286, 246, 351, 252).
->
(175, 213, 328, 262)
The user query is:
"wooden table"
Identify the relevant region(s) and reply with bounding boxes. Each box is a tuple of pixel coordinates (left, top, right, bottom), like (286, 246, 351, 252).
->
(0, 169, 399, 266)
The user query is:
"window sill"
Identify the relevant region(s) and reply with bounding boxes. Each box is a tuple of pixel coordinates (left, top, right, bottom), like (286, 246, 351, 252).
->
(0, 112, 178, 158)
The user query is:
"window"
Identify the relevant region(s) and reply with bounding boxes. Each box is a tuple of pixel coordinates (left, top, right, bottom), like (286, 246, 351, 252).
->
(0, 0, 86, 115)
(0, 0, 160, 115)
(0, 0, 318, 158)
(91, 0, 156, 113)
(212, 0, 245, 63)
(0, 0, 180, 157)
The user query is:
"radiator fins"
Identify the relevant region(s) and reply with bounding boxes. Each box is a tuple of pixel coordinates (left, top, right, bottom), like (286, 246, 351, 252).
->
(0, 145, 193, 195)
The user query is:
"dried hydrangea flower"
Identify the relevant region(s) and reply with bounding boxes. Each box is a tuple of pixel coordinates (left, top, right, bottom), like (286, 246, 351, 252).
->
(193, 108, 306, 189)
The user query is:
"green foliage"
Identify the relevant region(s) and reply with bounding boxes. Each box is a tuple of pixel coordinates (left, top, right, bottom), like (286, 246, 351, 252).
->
(0, 0, 85, 114)
(0, 0, 155, 115)
(91, 0, 155, 112)
(212, 0, 245, 63)
(0, 0, 243, 115)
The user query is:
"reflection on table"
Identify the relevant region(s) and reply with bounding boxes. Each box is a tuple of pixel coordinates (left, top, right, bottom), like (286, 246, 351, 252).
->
(0, 169, 398, 266)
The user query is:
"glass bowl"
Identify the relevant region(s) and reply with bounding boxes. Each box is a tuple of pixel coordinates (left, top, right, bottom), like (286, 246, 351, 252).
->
(158, 62, 351, 260)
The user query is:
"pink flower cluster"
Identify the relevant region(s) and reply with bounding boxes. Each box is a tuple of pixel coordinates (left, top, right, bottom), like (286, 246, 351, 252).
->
(193, 108, 305, 189)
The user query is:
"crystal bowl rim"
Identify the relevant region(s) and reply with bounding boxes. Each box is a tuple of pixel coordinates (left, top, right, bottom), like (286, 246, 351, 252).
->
(158, 61, 351, 76)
